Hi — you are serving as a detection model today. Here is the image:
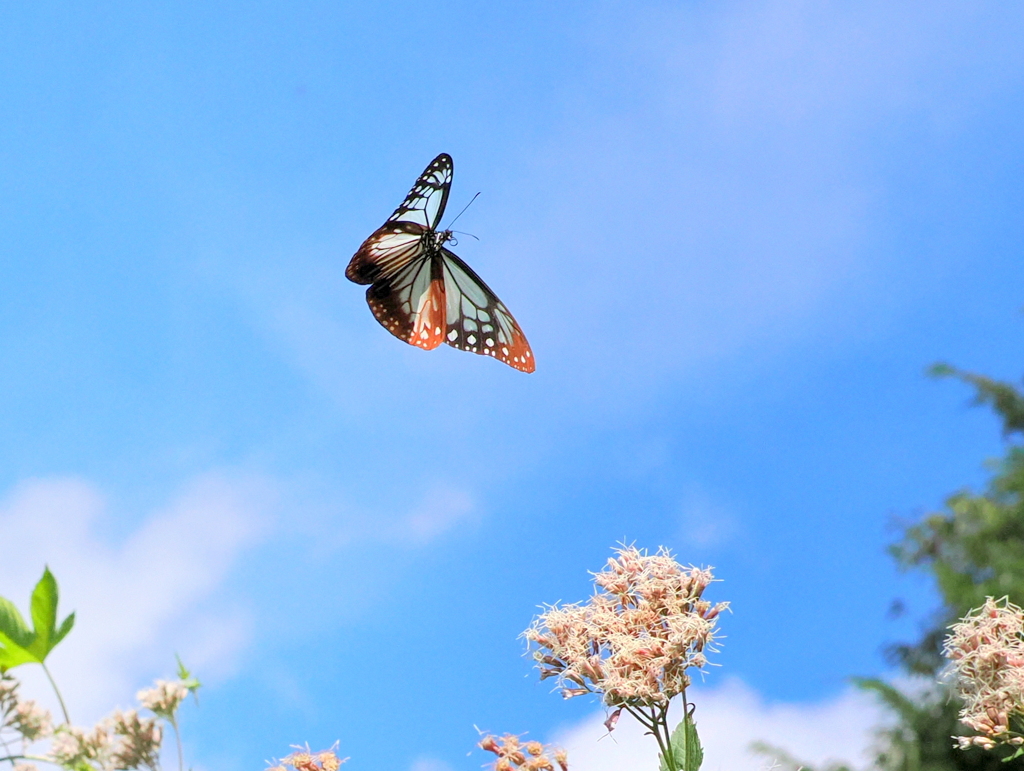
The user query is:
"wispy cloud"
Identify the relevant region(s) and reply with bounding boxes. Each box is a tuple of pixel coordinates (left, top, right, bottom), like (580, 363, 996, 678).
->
(398, 485, 477, 545)
(487, 1, 1024, 402)
(0, 473, 275, 721)
(408, 758, 455, 771)
(552, 677, 886, 771)
(677, 485, 741, 548)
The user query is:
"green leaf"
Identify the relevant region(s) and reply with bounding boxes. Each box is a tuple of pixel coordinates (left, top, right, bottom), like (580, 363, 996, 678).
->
(659, 711, 703, 771)
(0, 596, 32, 645)
(53, 612, 76, 647)
(0, 594, 35, 670)
(0, 629, 36, 670)
(0, 567, 75, 671)
(175, 654, 202, 701)
(27, 567, 60, 658)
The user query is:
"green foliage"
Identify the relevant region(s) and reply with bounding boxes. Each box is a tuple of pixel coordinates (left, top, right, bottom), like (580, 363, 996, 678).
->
(175, 654, 202, 701)
(750, 740, 854, 771)
(887, 366, 1024, 676)
(865, 364, 1024, 770)
(659, 711, 703, 771)
(0, 566, 75, 671)
(929, 364, 1024, 437)
(853, 678, 1011, 770)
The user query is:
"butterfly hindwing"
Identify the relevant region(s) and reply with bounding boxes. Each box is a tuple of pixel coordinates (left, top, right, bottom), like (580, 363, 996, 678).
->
(365, 252, 447, 350)
(440, 248, 535, 373)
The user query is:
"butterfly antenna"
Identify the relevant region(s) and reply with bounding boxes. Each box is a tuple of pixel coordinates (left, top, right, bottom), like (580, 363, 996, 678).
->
(446, 192, 480, 230)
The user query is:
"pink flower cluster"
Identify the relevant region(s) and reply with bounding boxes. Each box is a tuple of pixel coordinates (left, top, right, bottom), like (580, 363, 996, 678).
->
(266, 744, 347, 771)
(523, 545, 727, 707)
(136, 680, 189, 720)
(49, 710, 162, 771)
(478, 734, 568, 771)
(944, 596, 1024, 750)
(1, 673, 53, 743)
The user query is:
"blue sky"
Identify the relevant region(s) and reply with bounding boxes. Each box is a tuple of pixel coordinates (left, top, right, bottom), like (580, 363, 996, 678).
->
(1, 2, 1024, 770)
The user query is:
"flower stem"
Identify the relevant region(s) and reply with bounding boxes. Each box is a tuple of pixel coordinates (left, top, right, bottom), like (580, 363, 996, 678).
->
(655, 704, 677, 771)
(170, 714, 184, 771)
(625, 705, 676, 771)
(0, 754, 54, 766)
(41, 663, 70, 725)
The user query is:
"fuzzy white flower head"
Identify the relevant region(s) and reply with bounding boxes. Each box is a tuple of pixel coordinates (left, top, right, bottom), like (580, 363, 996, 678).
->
(108, 708, 162, 771)
(945, 596, 1024, 748)
(11, 699, 53, 741)
(137, 680, 189, 718)
(524, 544, 728, 708)
(49, 724, 114, 768)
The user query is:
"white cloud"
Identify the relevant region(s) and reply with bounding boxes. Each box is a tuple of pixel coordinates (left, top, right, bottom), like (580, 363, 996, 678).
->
(398, 485, 477, 544)
(553, 677, 887, 771)
(0, 473, 275, 722)
(490, 1, 1024, 398)
(677, 486, 741, 548)
(287, 478, 480, 552)
(408, 758, 455, 771)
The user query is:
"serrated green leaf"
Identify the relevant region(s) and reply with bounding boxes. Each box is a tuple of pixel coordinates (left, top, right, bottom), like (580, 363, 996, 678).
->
(28, 567, 59, 658)
(175, 654, 202, 701)
(53, 611, 76, 647)
(0, 568, 75, 670)
(176, 653, 191, 681)
(0, 597, 32, 645)
(665, 712, 702, 771)
(0, 630, 36, 669)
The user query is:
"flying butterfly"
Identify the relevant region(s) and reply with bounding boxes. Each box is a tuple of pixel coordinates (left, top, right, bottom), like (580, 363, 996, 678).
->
(346, 153, 535, 373)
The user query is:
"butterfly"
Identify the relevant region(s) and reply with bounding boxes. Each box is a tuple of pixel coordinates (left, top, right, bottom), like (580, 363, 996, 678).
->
(346, 153, 535, 373)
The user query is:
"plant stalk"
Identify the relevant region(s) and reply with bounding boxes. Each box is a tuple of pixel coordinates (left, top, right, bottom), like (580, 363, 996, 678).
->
(41, 663, 70, 725)
(170, 715, 184, 771)
(0, 754, 52, 765)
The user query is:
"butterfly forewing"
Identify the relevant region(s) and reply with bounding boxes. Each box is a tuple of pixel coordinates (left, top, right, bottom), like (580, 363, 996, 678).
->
(346, 153, 452, 286)
(385, 153, 453, 230)
(440, 248, 535, 373)
(346, 225, 423, 286)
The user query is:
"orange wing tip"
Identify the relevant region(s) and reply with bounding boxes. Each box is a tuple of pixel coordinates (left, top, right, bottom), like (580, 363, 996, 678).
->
(509, 345, 536, 373)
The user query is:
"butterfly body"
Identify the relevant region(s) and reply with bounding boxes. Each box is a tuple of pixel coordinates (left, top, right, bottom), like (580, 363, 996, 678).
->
(347, 153, 535, 373)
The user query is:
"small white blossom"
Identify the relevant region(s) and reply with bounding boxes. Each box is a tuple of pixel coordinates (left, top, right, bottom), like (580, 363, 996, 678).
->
(945, 596, 1024, 749)
(136, 680, 188, 718)
(11, 699, 52, 740)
